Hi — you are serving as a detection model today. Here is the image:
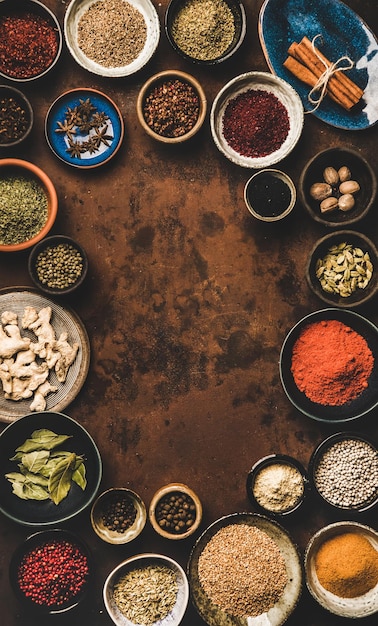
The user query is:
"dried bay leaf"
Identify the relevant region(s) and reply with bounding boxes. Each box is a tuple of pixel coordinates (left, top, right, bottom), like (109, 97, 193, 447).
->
(15, 429, 71, 453)
(48, 453, 76, 505)
(72, 462, 87, 491)
(20, 450, 50, 473)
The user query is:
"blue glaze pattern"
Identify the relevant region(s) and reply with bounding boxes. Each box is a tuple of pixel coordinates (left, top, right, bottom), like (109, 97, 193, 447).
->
(45, 89, 124, 168)
(259, 0, 378, 129)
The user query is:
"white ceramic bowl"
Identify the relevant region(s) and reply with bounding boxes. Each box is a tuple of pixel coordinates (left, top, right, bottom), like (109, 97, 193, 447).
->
(64, 0, 160, 77)
(210, 71, 304, 169)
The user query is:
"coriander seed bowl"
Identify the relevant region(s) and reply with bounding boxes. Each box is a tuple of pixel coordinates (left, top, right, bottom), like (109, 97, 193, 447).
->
(103, 553, 189, 626)
(28, 235, 88, 296)
(0, 85, 33, 148)
(0, 158, 58, 252)
(165, 0, 247, 65)
(91, 488, 147, 545)
(136, 70, 207, 144)
(149, 482, 202, 540)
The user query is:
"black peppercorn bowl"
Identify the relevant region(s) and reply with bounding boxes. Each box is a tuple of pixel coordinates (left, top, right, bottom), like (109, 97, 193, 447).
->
(91, 488, 147, 545)
(165, 0, 247, 65)
(28, 235, 88, 296)
(149, 482, 202, 540)
(244, 168, 296, 221)
(9, 529, 93, 615)
(0, 85, 33, 148)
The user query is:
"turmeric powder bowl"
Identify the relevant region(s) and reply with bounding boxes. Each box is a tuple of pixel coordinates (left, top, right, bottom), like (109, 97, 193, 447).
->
(305, 521, 378, 618)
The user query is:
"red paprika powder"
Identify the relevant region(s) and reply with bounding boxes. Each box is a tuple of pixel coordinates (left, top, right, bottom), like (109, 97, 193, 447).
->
(291, 319, 374, 406)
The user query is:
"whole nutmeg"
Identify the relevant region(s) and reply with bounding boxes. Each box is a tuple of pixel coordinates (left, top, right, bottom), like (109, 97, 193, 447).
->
(310, 182, 333, 201)
(338, 193, 355, 211)
(338, 166, 352, 182)
(320, 196, 339, 213)
(339, 180, 360, 195)
(323, 166, 339, 185)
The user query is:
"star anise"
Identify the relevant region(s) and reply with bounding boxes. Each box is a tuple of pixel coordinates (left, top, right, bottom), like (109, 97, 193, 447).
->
(78, 98, 96, 117)
(94, 124, 113, 146)
(85, 136, 101, 154)
(91, 111, 109, 128)
(55, 119, 76, 137)
(66, 139, 86, 159)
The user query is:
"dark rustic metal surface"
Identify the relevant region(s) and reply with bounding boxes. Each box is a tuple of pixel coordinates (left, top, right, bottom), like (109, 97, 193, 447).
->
(0, 1, 377, 624)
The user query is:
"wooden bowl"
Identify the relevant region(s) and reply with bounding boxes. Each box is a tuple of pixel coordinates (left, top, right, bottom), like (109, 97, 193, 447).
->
(149, 482, 202, 539)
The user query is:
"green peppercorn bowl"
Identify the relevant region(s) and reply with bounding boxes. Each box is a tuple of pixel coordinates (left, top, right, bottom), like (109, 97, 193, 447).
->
(136, 70, 207, 144)
(91, 488, 147, 545)
(9, 529, 93, 615)
(28, 235, 88, 296)
(149, 482, 202, 540)
(0, 158, 58, 252)
(304, 521, 378, 618)
(103, 553, 189, 626)
(0, 85, 33, 148)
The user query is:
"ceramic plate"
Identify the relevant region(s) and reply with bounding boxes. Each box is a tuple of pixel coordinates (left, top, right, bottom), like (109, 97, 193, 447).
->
(0, 288, 90, 422)
(259, 0, 378, 129)
(45, 88, 124, 168)
(188, 512, 302, 626)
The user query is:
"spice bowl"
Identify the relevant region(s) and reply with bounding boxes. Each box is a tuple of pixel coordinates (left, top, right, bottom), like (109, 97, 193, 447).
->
(28, 235, 88, 296)
(103, 553, 189, 626)
(9, 529, 93, 614)
(0, 158, 58, 252)
(165, 0, 247, 65)
(0, 0, 62, 82)
(246, 454, 308, 516)
(308, 432, 378, 513)
(64, 0, 160, 78)
(136, 70, 207, 144)
(244, 169, 296, 221)
(304, 521, 378, 618)
(91, 488, 147, 545)
(0, 85, 33, 148)
(306, 230, 378, 309)
(149, 482, 202, 540)
(210, 71, 304, 169)
(299, 147, 377, 227)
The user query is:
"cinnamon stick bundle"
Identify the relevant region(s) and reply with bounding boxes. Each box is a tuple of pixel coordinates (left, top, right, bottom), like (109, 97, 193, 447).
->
(283, 36, 363, 110)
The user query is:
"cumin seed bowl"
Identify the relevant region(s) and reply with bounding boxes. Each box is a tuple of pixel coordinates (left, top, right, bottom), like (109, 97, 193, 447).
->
(0, 158, 58, 252)
(0, 85, 34, 149)
(165, 0, 247, 65)
(136, 70, 207, 144)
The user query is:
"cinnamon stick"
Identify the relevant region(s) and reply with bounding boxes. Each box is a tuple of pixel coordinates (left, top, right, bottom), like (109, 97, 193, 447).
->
(283, 55, 346, 108)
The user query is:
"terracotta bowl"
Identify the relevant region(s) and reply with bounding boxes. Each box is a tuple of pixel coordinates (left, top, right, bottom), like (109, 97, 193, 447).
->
(0, 159, 58, 252)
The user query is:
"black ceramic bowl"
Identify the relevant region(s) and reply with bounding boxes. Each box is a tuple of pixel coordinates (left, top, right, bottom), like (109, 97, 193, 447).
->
(28, 235, 88, 296)
(246, 454, 308, 516)
(0, 85, 33, 148)
(0, 0, 62, 82)
(299, 147, 376, 228)
(279, 308, 378, 423)
(308, 432, 378, 512)
(0, 411, 102, 527)
(165, 0, 246, 65)
(306, 230, 378, 309)
(9, 529, 92, 614)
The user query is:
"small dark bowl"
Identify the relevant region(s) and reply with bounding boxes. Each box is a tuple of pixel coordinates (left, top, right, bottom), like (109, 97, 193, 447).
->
(246, 454, 308, 516)
(244, 169, 296, 222)
(91, 488, 147, 545)
(279, 308, 378, 423)
(165, 0, 246, 65)
(28, 235, 88, 296)
(0, 85, 33, 148)
(0, 0, 62, 82)
(308, 432, 378, 513)
(299, 147, 376, 227)
(10, 529, 92, 614)
(306, 230, 378, 309)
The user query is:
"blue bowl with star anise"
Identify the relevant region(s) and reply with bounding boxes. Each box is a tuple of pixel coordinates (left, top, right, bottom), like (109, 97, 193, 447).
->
(45, 88, 124, 169)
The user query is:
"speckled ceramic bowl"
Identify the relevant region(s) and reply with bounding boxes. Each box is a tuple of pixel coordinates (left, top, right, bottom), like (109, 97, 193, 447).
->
(91, 488, 147, 545)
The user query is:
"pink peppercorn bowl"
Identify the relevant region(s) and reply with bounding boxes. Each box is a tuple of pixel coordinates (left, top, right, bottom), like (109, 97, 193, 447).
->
(9, 529, 93, 615)
(279, 308, 378, 423)
(0, 0, 62, 82)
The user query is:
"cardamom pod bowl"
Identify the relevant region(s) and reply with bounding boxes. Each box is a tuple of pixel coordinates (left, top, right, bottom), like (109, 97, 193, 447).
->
(0, 85, 34, 148)
(0, 158, 58, 252)
(305, 521, 378, 618)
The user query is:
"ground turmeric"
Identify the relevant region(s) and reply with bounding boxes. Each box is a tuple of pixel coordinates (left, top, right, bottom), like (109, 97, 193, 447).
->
(314, 532, 378, 598)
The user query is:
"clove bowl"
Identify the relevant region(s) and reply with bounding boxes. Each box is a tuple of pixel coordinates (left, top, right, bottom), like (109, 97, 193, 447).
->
(0, 85, 33, 148)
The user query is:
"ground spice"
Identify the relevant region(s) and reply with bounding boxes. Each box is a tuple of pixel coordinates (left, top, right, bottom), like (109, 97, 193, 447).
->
(222, 89, 290, 158)
(77, 0, 147, 68)
(171, 0, 235, 61)
(314, 532, 378, 598)
(0, 11, 59, 79)
(0, 97, 29, 144)
(198, 524, 288, 617)
(247, 172, 292, 217)
(0, 175, 48, 245)
(252, 462, 304, 512)
(290, 319, 374, 406)
(143, 79, 200, 138)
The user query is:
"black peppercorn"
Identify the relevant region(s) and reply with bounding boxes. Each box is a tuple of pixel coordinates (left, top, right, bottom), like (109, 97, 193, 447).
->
(101, 494, 137, 533)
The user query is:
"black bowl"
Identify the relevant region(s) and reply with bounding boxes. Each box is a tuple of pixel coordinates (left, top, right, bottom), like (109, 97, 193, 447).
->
(0, 85, 33, 148)
(299, 147, 376, 228)
(279, 308, 378, 422)
(165, 0, 246, 65)
(306, 230, 378, 309)
(0, 411, 102, 527)
(9, 529, 92, 614)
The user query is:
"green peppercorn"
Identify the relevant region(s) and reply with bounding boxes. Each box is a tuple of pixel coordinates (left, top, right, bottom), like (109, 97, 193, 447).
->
(35, 243, 84, 290)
